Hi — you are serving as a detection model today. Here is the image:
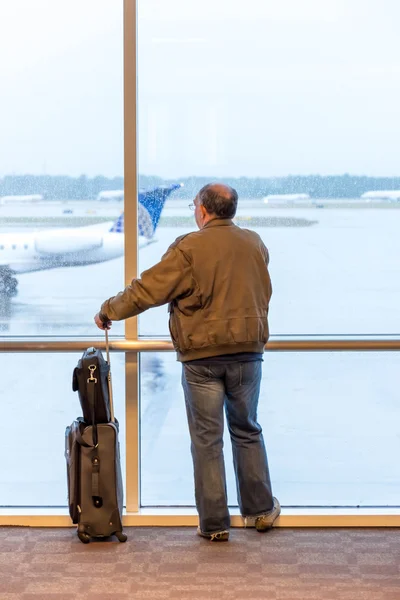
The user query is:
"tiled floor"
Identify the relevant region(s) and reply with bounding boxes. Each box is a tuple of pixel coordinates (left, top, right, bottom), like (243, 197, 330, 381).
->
(0, 527, 399, 599)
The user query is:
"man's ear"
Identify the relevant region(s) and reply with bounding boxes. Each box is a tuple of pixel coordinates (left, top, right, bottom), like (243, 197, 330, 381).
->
(200, 205, 208, 220)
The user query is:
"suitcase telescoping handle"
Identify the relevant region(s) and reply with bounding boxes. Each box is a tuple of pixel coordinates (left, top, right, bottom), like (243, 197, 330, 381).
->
(105, 329, 115, 423)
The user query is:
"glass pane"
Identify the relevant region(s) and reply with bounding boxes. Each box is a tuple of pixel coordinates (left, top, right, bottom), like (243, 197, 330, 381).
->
(138, 1, 400, 336)
(140, 351, 400, 507)
(0, 1, 124, 336)
(0, 352, 125, 507)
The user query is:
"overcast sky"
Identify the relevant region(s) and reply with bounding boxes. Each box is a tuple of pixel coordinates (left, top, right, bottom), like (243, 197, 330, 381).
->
(0, 0, 399, 178)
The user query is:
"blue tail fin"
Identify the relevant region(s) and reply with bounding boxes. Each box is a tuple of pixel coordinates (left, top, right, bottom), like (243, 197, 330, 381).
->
(109, 183, 181, 236)
(109, 212, 124, 233)
(138, 184, 181, 239)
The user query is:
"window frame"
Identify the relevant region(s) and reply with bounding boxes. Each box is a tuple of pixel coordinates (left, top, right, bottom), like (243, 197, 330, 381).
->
(0, 0, 400, 527)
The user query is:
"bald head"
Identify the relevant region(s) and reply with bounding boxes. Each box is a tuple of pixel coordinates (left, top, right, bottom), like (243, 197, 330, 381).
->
(197, 183, 238, 219)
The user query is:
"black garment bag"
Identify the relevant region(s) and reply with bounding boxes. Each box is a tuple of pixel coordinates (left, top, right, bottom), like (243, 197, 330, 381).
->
(72, 341, 113, 424)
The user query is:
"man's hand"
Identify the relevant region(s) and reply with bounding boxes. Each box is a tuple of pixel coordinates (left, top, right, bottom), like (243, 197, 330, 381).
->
(94, 312, 112, 330)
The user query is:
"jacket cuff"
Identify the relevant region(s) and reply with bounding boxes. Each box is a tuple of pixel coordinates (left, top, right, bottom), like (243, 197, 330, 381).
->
(99, 311, 109, 323)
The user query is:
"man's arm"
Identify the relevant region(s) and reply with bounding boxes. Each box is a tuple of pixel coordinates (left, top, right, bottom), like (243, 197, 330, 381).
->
(98, 245, 192, 322)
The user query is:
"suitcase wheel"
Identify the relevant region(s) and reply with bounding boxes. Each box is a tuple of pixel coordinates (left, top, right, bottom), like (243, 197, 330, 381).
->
(78, 531, 91, 544)
(116, 531, 128, 543)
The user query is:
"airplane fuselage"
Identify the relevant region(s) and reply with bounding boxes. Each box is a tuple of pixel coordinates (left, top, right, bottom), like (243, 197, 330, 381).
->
(0, 224, 132, 275)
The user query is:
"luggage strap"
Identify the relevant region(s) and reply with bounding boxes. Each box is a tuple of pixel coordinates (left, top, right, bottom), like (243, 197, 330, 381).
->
(74, 421, 103, 509)
(86, 368, 103, 508)
(105, 329, 115, 423)
(91, 453, 102, 508)
(87, 366, 98, 447)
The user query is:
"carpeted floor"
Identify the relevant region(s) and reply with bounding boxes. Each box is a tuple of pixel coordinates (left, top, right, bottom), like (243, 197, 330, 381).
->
(0, 527, 399, 599)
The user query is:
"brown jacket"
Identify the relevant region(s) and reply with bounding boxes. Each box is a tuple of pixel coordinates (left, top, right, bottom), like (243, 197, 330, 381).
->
(101, 219, 272, 361)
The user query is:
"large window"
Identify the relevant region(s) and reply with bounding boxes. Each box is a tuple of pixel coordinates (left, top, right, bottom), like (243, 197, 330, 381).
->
(137, 0, 400, 509)
(0, 2, 125, 507)
(0, 1, 399, 517)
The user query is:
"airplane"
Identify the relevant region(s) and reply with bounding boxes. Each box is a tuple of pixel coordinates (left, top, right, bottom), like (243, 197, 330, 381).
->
(263, 193, 310, 204)
(0, 183, 181, 298)
(361, 190, 400, 201)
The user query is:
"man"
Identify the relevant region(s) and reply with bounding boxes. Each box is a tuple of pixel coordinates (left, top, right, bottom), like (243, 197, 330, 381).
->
(94, 183, 280, 541)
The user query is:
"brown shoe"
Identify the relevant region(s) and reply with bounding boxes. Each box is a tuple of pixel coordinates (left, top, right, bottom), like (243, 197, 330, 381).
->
(255, 498, 281, 532)
(197, 527, 229, 541)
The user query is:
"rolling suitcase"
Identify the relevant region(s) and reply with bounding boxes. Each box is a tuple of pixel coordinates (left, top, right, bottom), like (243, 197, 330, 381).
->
(65, 330, 127, 544)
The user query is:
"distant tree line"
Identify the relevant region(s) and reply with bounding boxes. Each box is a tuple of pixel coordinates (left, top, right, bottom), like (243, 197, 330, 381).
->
(0, 175, 124, 201)
(1, 173, 400, 200)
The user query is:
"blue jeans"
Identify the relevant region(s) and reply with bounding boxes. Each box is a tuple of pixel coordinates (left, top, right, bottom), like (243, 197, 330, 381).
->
(182, 360, 274, 534)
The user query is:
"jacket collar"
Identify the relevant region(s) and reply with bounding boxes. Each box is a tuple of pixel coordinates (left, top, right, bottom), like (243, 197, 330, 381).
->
(203, 218, 234, 229)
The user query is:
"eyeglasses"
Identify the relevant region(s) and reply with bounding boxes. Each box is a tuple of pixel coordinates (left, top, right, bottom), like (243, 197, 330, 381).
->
(188, 203, 196, 211)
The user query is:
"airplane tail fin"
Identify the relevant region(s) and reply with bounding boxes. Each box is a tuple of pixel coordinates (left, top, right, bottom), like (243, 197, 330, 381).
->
(109, 212, 124, 233)
(138, 183, 182, 239)
(108, 183, 181, 236)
